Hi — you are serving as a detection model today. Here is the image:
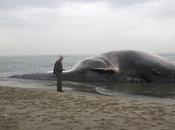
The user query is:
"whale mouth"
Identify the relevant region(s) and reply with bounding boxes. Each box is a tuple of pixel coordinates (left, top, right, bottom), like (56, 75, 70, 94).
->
(9, 72, 175, 98)
(10, 72, 56, 80)
(9, 73, 114, 96)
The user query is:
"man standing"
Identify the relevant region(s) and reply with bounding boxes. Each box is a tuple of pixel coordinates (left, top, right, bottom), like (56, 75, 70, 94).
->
(53, 55, 63, 92)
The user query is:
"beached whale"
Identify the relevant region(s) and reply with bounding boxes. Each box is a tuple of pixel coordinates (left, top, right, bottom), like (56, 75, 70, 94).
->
(10, 50, 175, 82)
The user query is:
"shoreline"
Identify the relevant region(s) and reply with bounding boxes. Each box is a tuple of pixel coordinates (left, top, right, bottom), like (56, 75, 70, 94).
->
(0, 86, 175, 130)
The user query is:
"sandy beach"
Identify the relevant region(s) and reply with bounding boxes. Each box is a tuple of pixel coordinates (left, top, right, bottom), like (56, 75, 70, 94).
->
(0, 86, 175, 130)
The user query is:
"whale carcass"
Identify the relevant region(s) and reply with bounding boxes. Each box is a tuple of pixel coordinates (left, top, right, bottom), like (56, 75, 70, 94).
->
(10, 50, 175, 83)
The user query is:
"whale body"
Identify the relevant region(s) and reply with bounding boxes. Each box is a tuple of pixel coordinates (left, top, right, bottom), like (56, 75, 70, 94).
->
(10, 50, 175, 83)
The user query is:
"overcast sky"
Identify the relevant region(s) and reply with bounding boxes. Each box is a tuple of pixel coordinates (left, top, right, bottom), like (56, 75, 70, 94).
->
(0, 0, 175, 55)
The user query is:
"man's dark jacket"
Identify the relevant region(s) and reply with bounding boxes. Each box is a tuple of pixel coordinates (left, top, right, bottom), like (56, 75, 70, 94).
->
(53, 60, 63, 75)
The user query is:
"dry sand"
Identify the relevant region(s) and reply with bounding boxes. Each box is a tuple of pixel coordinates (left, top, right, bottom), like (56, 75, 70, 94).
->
(0, 86, 175, 130)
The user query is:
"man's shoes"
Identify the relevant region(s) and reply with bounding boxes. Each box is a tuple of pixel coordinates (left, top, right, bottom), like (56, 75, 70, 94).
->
(57, 90, 64, 92)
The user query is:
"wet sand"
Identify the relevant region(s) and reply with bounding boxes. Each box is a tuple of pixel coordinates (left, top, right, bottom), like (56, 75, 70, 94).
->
(0, 86, 175, 130)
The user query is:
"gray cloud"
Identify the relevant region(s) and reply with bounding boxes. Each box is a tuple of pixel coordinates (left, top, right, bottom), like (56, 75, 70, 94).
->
(0, 0, 156, 9)
(0, 0, 50, 9)
(102, 0, 156, 6)
(1, 0, 175, 29)
(150, 0, 175, 18)
(0, 0, 175, 55)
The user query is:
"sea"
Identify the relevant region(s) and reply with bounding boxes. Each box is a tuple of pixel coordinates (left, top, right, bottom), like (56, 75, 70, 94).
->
(0, 53, 175, 99)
